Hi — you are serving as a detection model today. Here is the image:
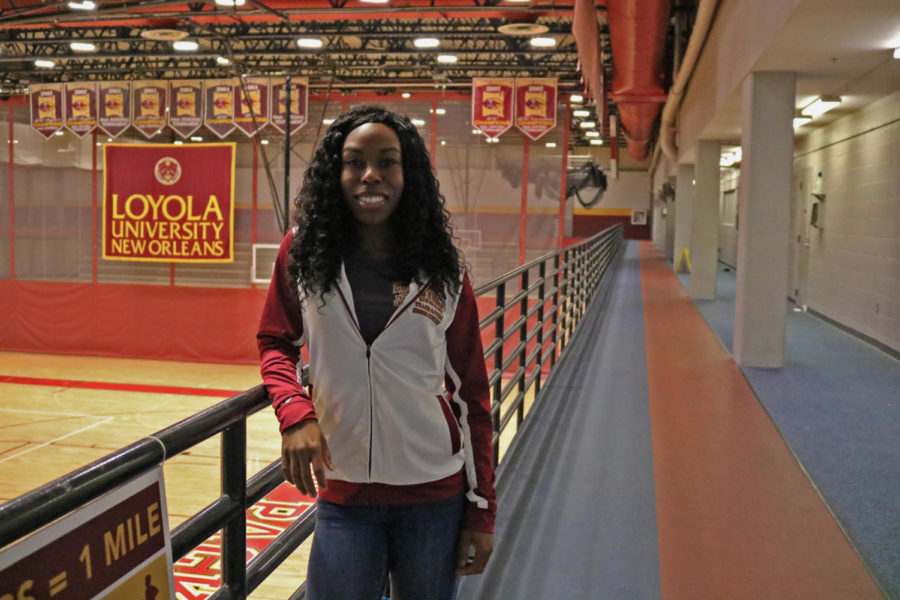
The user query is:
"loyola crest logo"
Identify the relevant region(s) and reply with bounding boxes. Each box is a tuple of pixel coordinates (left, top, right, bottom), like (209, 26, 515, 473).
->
(154, 157, 182, 186)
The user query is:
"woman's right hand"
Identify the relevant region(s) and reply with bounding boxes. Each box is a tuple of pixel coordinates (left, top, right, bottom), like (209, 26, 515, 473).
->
(281, 420, 333, 497)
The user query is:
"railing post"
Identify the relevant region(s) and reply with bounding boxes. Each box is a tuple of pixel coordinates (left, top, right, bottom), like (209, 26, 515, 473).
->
(222, 421, 248, 599)
(535, 260, 546, 395)
(492, 282, 504, 467)
(572, 246, 580, 327)
(551, 253, 560, 369)
(560, 248, 569, 350)
(517, 269, 528, 426)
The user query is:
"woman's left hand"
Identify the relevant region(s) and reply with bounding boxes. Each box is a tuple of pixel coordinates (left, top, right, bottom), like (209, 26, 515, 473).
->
(456, 529, 493, 575)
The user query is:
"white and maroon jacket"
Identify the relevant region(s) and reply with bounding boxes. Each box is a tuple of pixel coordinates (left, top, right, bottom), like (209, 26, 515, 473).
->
(258, 233, 496, 533)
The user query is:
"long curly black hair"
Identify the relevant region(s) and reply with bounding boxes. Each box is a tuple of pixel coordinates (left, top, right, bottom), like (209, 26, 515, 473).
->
(288, 105, 461, 296)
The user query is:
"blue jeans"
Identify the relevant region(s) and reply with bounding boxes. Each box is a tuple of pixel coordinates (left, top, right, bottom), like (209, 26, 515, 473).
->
(306, 494, 466, 600)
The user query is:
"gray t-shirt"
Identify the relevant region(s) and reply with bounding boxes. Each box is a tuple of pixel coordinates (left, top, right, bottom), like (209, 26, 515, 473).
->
(343, 247, 406, 346)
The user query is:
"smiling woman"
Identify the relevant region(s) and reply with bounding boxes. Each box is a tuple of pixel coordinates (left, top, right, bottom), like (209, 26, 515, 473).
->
(256, 105, 497, 600)
(339, 122, 404, 242)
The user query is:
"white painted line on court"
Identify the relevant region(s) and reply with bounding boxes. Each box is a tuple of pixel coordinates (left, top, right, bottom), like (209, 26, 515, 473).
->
(0, 416, 114, 464)
(0, 407, 93, 417)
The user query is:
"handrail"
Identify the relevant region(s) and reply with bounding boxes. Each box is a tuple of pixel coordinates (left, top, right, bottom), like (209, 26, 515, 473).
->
(0, 224, 625, 600)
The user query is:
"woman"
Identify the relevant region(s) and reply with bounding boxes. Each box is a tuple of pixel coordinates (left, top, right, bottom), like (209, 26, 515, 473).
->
(257, 105, 496, 600)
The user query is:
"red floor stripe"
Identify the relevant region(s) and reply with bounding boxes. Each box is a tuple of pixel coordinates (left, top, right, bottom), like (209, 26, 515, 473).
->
(639, 241, 881, 599)
(0, 375, 243, 398)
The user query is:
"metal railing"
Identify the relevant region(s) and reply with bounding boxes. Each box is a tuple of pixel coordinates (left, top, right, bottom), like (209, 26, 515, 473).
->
(0, 224, 624, 600)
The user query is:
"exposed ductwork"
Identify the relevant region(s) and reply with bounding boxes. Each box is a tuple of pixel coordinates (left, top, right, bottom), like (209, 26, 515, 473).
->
(605, 0, 672, 160)
(572, 0, 605, 109)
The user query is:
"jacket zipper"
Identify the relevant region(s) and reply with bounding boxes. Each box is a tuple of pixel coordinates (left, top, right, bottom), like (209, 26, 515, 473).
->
(335, 277, 432, 483)
(366, 344, 373, 480)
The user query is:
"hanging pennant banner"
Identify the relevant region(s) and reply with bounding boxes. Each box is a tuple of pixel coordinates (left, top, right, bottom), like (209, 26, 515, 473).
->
(103, 143, 235, 263)
(132, 80, 168, 139)
(515, 77, 557, 141)
(471, 78, 514, 139)
(270, 77, 308, 135)
(98, 82, 132, 138)
(168, 80, 204, 139)
(205, 79, 236, 139)
(234, 77, 269, 136)
(64, 82, 98, 138)
(29, 83, 64, 139)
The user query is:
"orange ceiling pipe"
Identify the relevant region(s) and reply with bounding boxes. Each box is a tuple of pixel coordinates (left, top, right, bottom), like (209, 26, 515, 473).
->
(571, 0, 604, 118)
(606, 0, 671, 160)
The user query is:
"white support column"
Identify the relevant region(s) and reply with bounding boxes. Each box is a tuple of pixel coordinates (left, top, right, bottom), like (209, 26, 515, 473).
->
(690, 140, 721, 299)
(734, 71, 796, 367)
(673, 163, 695, 271)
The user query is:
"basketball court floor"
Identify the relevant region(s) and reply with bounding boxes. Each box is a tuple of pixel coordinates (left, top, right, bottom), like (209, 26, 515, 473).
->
(0, 352, 532, 600)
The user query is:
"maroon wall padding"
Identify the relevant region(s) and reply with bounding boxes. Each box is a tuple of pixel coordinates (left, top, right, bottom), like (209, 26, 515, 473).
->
(573, 214, 651, 239)
(0, 280, 562, 372)
(0, 280, 268, 364)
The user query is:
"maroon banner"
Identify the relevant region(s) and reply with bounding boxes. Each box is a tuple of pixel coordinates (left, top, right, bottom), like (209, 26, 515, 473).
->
(205, 79, 236, 139)
(29, 83, 64, 139)
(515, 77, 557, 141)
(132, 80, 167, 138)
(98, 82, 132, 138)
(234, 77, 269, 136)
(103, 143, 236, 263)
(64, 82, 98, 138)
(270, 77, 308, 135)
(168, 80, 203, 138)
(472, 78, 514, 139)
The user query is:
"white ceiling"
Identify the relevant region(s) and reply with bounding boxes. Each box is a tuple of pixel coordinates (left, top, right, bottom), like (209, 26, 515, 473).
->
(701, 0, 900, 143)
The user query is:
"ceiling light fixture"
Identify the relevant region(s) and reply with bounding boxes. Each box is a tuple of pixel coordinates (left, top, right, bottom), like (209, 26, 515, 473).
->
(216, 56, 231, 65)
(589, 139, 603, 145)
(67, 0, 96, 9)
(414, 38, 440, 48)
(411, 118, 426, 126)
(572, 109, 590, 118)
(173, 40, 199, 51)
(191, 136, 203, 141)
(34, 59, 55, 68)
(570, 94, 584, 103)
(70, 42, 96, 52)
(402, 92, 411, 99)
(214, 0, 246, 6)
(793, 117, 812, 129)
(578, 121, 597, 129)
(585, 131, 600, 137)
(530, 37, 556, 47)
(545, 142, 557, 148)
(359, 0, 389, 3)
(801, 96, 841, 119)
(894, 47, 900, 59)
(297, 38, 323, 48)
(437, 54, 457, 64)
